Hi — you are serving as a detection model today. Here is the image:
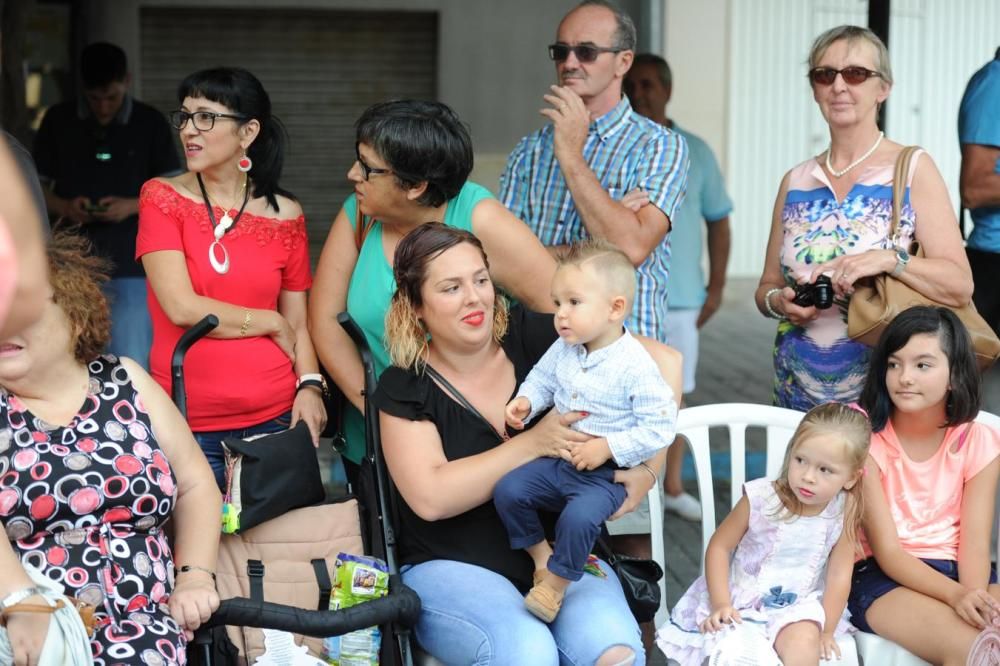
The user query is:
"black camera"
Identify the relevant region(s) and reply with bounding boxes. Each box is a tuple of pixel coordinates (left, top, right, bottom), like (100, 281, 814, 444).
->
(792, 275, 834, 309)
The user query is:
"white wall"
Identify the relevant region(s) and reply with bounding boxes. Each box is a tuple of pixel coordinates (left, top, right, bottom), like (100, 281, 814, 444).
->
(724, 0, 1000, 278)
(664, 0, 730, 171)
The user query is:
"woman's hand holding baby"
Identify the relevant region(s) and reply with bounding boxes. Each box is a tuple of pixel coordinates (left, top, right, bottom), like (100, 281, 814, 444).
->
(523, 409, 589, 461)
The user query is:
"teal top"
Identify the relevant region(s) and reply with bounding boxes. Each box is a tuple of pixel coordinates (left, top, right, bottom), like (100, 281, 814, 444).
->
(340, 181, 493, 463)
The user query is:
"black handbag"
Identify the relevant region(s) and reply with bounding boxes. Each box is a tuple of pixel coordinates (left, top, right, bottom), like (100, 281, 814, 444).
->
(221, 420, 326, 533)
(593, 536, 663, 624)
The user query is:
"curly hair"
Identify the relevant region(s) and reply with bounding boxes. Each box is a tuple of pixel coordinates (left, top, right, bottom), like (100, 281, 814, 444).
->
(47, 232, 111, 363)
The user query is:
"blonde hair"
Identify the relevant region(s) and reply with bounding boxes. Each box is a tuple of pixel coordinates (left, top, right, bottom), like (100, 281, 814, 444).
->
(808, 25, 893, 85)
(557, 238, 636, 308)
(384, 223, 508, 370)
(386, 292, 509, 370)
(773, 402, 871, 554)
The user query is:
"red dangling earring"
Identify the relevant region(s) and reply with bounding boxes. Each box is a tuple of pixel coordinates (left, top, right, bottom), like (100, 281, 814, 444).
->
(237, 152, 252, 173)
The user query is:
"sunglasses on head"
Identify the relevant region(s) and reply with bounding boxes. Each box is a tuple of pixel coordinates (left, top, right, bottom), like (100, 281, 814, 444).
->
(808, 66, 883, 86)
(548, 43, 623, 63)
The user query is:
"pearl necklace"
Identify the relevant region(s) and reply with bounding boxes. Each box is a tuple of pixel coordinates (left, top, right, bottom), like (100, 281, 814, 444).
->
(825, 131, 884, 178)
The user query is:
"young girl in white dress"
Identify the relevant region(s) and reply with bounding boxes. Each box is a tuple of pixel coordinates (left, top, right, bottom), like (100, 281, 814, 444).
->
(656, 402, 869, 666)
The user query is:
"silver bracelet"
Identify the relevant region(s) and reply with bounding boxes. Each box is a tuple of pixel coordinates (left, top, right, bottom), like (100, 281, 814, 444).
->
(763, 288, 787, 320)
(638, 462, 659, 484)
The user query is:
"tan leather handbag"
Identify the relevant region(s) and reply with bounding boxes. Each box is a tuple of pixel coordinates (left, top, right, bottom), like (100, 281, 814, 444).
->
(847, 146, 1000, 370)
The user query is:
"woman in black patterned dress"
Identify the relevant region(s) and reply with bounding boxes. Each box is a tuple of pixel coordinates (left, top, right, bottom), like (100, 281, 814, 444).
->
(0, 234, 221, 665)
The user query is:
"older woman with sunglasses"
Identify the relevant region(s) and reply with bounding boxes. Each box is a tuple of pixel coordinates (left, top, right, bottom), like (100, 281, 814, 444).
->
(309, 100, 556, 484)
(137, 67, 326, 489)
(755, 25, 971, 410)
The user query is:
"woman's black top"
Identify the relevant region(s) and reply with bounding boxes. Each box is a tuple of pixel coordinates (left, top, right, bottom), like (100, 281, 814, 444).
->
(372, 306, 557, 591)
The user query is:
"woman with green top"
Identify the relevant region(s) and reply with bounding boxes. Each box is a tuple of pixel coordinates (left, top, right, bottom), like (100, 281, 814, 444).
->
(309, 100, 556, 483)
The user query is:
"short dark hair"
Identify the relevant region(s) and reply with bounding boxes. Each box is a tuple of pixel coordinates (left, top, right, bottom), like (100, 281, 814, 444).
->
(631, 53, 672, 89)
(574, 0, 637, 51)
(80, 42, 128, 89)
(355, 100, 473, 208)
(178, 67, 292, 211)
(859, 306, 981, 432)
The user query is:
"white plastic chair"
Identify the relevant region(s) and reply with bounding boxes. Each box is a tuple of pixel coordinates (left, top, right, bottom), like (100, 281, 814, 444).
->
(853, 409, 1000, 666)
(662, 403, 859, 664)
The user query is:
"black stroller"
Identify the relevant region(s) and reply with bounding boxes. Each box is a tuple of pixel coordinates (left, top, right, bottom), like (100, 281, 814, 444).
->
(170, 314, 420, 666)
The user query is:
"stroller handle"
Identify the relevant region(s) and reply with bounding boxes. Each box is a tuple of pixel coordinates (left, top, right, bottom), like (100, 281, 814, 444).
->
(201, 576, 422, 637)
(336, 312, 375, 387)
(170, 315, 219, 418)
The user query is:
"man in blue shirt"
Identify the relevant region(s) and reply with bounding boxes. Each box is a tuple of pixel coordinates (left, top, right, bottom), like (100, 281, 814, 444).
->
(626, 53, 733, 522)
(499, 3, 688, 650)
(959, 47, 1000, 335)
(500, 0, 689, 346)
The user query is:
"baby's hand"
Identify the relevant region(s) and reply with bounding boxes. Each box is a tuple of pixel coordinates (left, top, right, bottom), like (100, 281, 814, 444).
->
(699, 605, 741, 633)
(570, 437, 611, 470)
(820, 631, 841, 661)
(505, 397, 532, 430)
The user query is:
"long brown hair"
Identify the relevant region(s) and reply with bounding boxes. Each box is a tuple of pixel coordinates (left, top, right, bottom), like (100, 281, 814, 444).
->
(773, 402, 870, 554)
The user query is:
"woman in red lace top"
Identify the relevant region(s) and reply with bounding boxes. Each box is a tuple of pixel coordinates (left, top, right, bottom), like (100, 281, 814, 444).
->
(136, 67, 325, 489)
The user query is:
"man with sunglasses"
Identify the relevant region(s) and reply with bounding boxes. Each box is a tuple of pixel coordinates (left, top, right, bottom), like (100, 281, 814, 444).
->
(499, 0, 688, 654)
(959, 47, 1000, 337)
(33, 42, 179, 369)
(500, 0, 688, 341)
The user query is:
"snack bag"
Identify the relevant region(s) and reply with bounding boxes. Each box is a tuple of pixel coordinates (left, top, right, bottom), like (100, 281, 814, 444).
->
(322, 553, 390, 665)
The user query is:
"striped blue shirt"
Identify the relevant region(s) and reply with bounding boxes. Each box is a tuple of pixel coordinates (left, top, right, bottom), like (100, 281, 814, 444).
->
(499, 96, 689, 340)
(517, 329, 677, 468)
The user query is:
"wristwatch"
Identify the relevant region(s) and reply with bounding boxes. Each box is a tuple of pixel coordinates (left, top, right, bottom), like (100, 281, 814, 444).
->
(0, 586, 41, 614)
(889, 246, 910, 278)
(296, 373, 328, 395)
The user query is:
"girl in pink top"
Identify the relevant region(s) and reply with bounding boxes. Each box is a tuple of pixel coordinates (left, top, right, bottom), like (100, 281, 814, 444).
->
(852, 306, 1000, 664)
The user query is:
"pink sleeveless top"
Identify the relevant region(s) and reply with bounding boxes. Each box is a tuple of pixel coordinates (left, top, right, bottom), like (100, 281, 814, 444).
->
(773, 151, 922, 410)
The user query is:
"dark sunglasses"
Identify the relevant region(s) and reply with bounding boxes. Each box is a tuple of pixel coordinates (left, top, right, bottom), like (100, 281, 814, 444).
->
(355, 147, 392, 181)
(808, 66, 883, 86)
(548, 43, 623, 63)
(169, 110, 246, 131)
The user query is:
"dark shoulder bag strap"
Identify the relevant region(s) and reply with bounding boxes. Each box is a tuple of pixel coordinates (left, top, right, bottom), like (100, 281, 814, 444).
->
(423, 365, 506, 440)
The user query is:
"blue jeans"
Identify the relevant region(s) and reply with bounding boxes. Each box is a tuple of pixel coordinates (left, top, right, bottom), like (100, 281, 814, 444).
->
(103, 277, 153, 370)
(193, 411, 292, 490)
(494, 458, 626, 581)
(402, 558, 644, 665)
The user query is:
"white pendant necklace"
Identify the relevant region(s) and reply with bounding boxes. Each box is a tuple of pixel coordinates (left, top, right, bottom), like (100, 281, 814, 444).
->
(825, 131, 884, 178)
(197, 174, 249, 275)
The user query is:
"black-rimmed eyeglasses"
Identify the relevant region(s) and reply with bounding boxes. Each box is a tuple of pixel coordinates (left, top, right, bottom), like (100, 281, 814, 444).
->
(548, 43, 623, 63)
(355, 148, 392, 181)
(169, 110, 247, 131)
